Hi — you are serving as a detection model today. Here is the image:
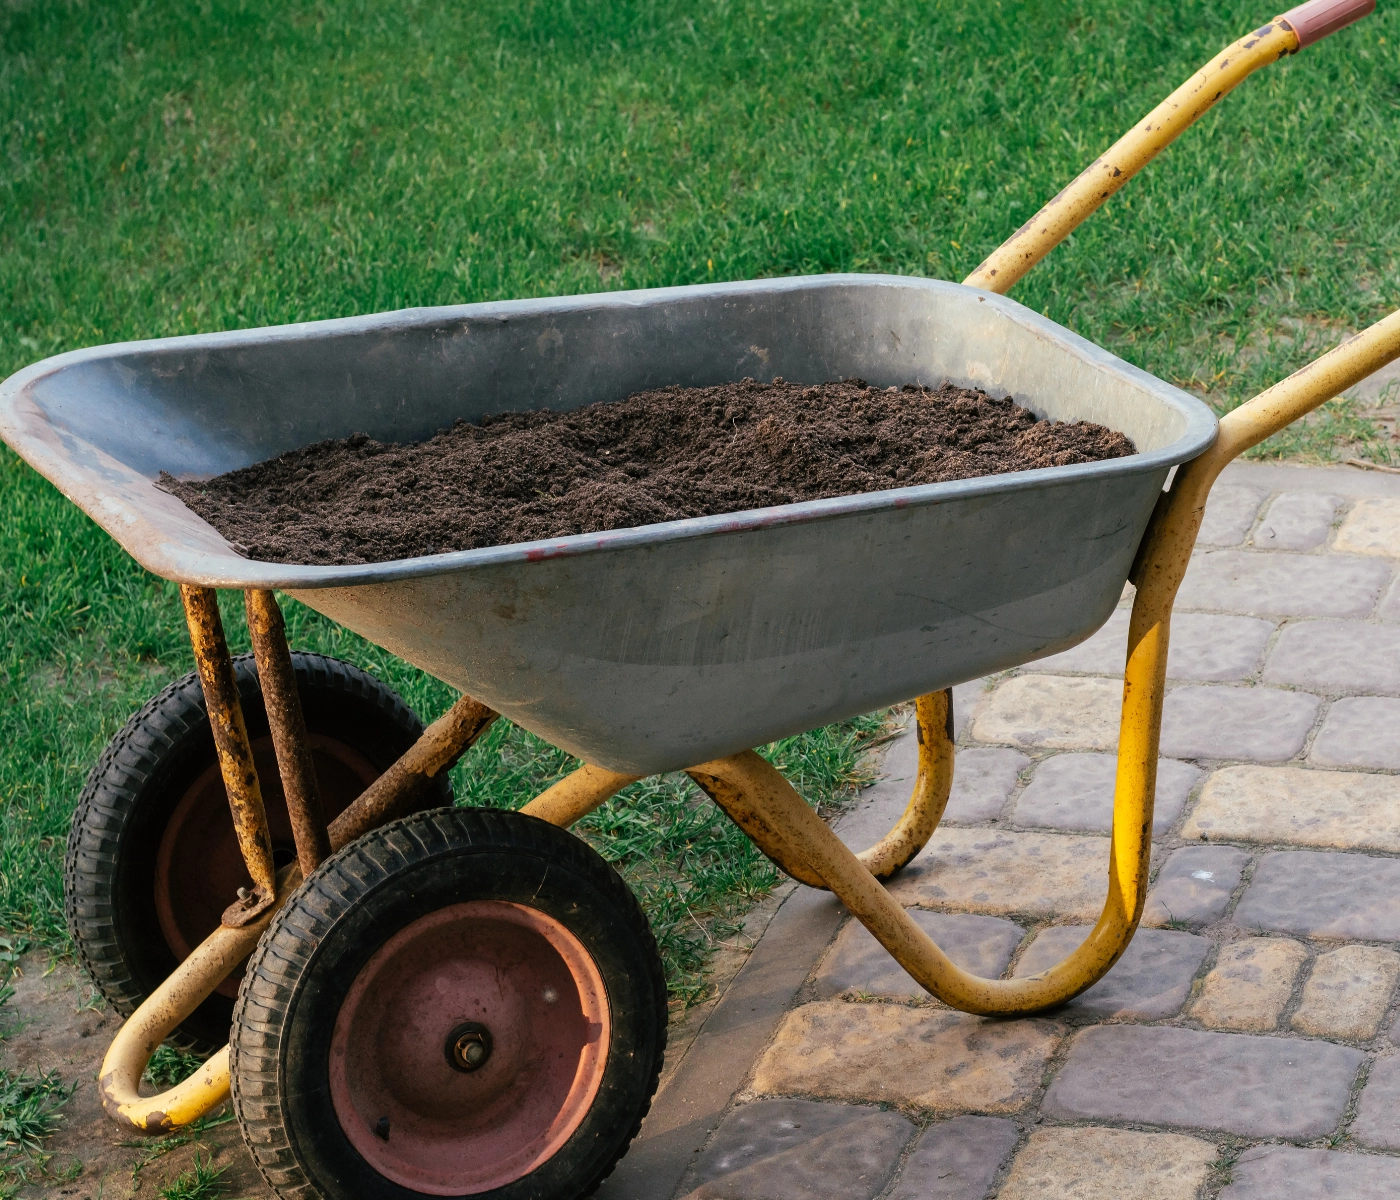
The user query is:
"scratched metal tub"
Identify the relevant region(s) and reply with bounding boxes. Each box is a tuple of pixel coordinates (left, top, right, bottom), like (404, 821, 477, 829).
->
(0, 273, 1215, 774)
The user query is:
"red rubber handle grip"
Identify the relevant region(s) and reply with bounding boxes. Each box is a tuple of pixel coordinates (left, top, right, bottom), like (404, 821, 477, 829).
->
(1280, 0, 1377, 48)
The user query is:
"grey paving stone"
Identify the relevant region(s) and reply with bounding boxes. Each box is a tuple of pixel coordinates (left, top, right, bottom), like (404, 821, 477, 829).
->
(1264, 619, 1400, 696)
(1311, 696, 1400, 768)
(945, 747, 1029, 823)
(886, 1116, 1020, 1200)
(813, 911, 1023, 999)
(1164, 613, 1277, 683)
(1251, 492, 1344, 551)
(1381, 575, 1400, 622)
(1197, 485, 1266, 547)
(1029, 610, 1275, 682)
(1176, 550, 1391, 618)
(1219, 1144, 1400, 1198)
(1234, 850, 1400, 940)
(1011, 753, 1201, 835)
(1159, 685, 1320, 762)
(684, 1099, 915, 1200)
(953, 680, 990, 735)
(1042, 1025, 1363, 1138)
(1142, 845, 1250, 927)
(1352, 1055, 1400, 1150)
(1011, 925, 1209, 1019)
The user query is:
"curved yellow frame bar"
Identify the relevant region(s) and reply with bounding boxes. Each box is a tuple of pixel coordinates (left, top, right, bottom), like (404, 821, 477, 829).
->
(692, 306, 1400, 1014)
(689, 689, 954, 890)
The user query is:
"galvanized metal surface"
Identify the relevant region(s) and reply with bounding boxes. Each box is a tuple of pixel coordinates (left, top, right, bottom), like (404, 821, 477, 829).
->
(0, 276, 1215, 773)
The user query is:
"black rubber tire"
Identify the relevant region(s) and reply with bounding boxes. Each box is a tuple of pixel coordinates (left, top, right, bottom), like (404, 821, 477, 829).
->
(64, 653, 451, 1052)
(230, 807, 668, 1200)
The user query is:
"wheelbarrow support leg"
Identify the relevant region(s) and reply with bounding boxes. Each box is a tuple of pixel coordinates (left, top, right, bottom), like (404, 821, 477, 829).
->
(692, 303, 1400, 1016)
(690, 689, 954, 890)
(179, 585, 279, 925)
(245, 589, 330, 876)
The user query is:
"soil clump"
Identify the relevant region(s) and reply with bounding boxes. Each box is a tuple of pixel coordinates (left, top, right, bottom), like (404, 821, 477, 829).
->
(162, 378, 1136, 565)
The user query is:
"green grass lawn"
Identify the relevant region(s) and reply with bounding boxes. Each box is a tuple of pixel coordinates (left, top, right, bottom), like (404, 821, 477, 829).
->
(2, 0, 1399, 1004)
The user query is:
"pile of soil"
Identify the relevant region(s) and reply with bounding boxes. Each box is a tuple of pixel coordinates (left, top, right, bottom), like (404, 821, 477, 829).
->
(162, 378, 1135, 565)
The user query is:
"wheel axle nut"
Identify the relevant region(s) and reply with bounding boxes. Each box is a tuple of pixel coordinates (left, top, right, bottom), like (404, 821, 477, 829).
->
(445, 1022, 493, 1073)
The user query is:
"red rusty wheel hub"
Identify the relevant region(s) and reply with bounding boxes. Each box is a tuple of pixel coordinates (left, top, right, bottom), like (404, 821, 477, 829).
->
(328, 900, 610, 1195)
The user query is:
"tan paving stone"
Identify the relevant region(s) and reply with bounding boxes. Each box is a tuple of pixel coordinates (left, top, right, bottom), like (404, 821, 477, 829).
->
(752, 1000, 1062, 1112)
(970, 675, 1121, 751)
(1189, 937, 1309, 1032)
(996, 1127, 1215, 1200)
(1183, 766, 1400, 851)
(887, 828, 1108, 920)
(1336, 497, 1400, 558)
(1291, 945, 1400, 1040)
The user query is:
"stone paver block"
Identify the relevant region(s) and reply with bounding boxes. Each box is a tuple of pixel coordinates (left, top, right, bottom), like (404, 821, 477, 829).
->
(814, 911, 1022, 1000)
(1220, 1145, 1400, 1198)
(1029, 610, 1275, 683)
(1012, 925, 1209, 1019)
(1043, 1024, 1363, 1138)
(972, 675, 1121, 751)
(1142, 845, 1250, 928)
(1335, 496, 1400, 558)
(995, 1127, 1215, 1200)
(1159, 685, 1319, 762)
(952, 679, 990, 734)
(1184, 765, 1400, 851)
(1197, 484, 1266, 546)
(1163, 613, 1277, 683)
(684, 1099, 915, 1200)
(1235, 850, 1400, 940)
(1312, 696, 1400, 768)
(1188, 937, 1308, 1032)
(945, 747, 1029, 824)
(887, 828, 1108, 920)
(1176, 550, 1391, 618)
(1382, 575, 1400, 622)
(1352, 1054, 1400, 1150)
(1012, 753, 1200, 835)
(1265, 619, 1400, 695)
(1292, 944, 1400, 1040)
(885, 1116, 1020, 1200)
(1251, 491, 1344, 551)
(753, 1001, 1062, 1112)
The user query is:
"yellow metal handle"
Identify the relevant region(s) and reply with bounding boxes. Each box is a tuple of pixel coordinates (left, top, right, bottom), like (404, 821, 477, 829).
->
(964, 14, 1319, 295)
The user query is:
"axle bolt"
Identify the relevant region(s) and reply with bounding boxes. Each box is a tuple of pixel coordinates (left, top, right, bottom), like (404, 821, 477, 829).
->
(445, 1022, 493, 1073)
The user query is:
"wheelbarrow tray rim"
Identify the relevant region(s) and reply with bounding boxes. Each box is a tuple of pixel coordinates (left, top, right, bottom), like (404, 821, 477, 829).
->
(0, 273, 1218, 591)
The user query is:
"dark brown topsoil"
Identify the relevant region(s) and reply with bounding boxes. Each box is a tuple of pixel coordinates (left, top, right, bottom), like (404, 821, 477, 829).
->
(162, 378, 1135, 565)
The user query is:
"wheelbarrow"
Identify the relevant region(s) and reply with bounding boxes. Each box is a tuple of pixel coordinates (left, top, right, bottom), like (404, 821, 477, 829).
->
(2, 1, 1397, 1195)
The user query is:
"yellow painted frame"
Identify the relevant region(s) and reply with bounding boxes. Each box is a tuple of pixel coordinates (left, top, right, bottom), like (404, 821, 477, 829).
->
(101, 6, 1400, 1129)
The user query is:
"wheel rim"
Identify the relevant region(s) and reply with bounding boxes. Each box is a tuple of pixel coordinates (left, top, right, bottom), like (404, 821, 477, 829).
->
(327, 899, 611, 1195)
(154, 732, 377, 997)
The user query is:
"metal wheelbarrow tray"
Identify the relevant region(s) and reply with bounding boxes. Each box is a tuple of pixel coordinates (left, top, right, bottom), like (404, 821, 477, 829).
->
(4, 4, 1399, 1198)
(0, 275, 1214, 773)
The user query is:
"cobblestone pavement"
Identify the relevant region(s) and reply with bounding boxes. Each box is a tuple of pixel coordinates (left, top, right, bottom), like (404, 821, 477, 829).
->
(659, 463, 1400, 1200)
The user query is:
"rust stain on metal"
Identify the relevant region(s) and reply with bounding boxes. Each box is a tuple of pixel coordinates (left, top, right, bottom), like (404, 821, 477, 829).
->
(246, 588, 330, 876)
(180, 584, 278, 919)
(327, 693, 498, 851)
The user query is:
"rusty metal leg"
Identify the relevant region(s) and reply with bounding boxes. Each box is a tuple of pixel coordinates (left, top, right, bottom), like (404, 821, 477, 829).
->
(99, 681, 500, 1133)
(690, 689, 955, 889)
(326, 693, 498, 851)
(245, 589, 330, 876)
(180, 584, 278, 926)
